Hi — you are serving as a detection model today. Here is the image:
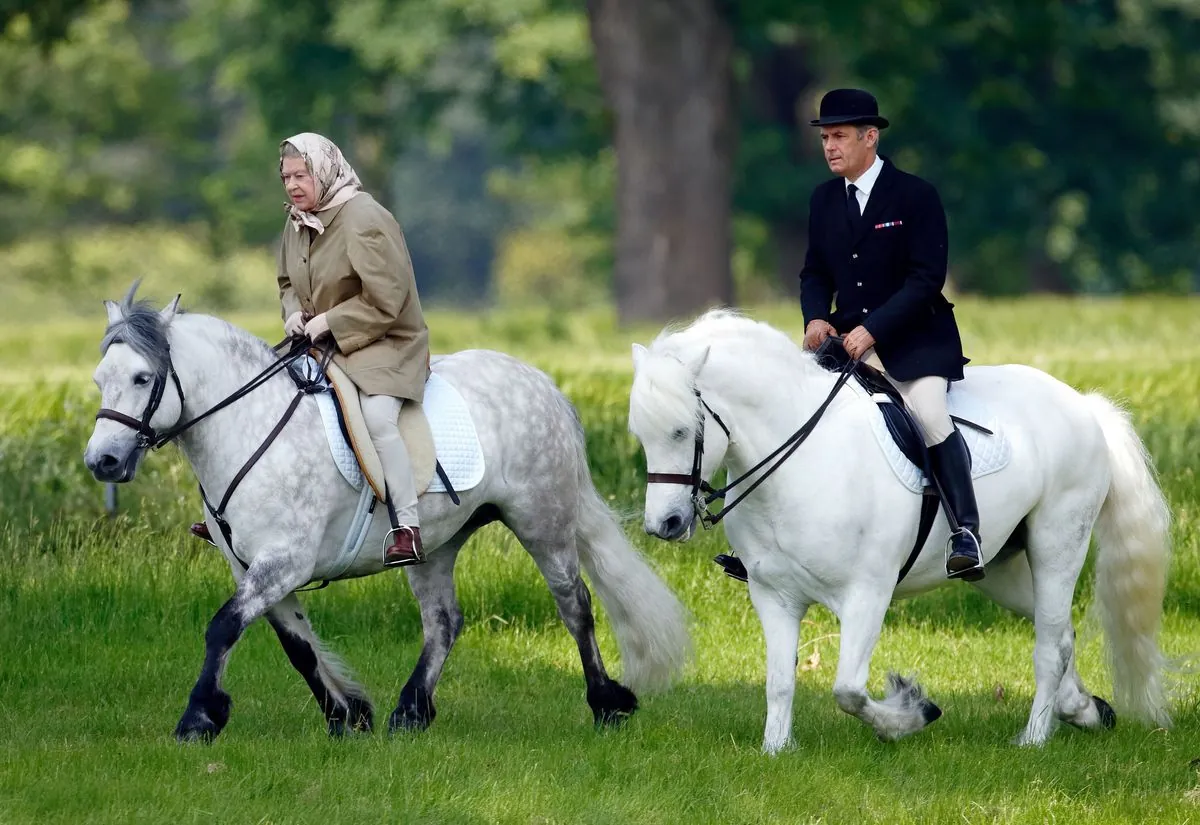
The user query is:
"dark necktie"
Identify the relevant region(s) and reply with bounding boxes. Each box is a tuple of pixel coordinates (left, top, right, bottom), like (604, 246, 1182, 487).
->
(846, 183, 862, 228)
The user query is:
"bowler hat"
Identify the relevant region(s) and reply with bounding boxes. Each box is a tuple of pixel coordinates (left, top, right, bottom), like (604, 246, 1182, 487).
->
(809, 88, 889, 129)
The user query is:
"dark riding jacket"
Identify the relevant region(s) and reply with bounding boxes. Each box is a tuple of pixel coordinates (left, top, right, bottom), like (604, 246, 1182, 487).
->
(799, 157, 967, 382)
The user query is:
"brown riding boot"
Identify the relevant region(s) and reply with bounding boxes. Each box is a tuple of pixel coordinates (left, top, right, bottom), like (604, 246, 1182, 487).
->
(190, 521, 216, 545)
(383, 526, 424, 567)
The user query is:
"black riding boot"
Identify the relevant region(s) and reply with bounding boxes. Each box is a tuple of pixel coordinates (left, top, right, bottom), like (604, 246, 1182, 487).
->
(929, 430, 985, 581)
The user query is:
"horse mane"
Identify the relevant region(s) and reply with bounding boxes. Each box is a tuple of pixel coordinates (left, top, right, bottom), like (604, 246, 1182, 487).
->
(101, 280, 276, 375)
(100, 281, 174, 378)
(631, 308, 821, 433)
(646, 307, 816, 372)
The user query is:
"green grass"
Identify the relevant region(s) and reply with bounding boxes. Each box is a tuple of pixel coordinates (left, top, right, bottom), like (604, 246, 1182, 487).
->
(1, 296, 1199, 824)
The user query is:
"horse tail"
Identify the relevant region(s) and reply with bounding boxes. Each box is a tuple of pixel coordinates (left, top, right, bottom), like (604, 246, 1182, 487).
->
(1086, 392, 1172, 727)
(566, 420, 691, 694)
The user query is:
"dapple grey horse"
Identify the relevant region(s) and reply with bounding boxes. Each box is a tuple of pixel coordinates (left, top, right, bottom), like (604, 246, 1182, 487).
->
(84, 284, 690, 741)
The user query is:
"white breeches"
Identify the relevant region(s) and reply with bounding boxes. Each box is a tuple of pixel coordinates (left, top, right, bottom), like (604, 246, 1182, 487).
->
(863, 349, 954, 446)
(360, 393, 419, 526)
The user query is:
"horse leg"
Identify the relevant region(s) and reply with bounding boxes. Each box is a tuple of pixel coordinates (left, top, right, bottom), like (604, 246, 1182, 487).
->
(175, 554, 308, 742)
(747, 582, 807, 754)
(1016, 500, 1099, 746)
(388, 539, 465, 734)
(520, 529, 638, 727)
(970, 551, 1114, 732)
(267, 593, 374, 736)
(831, 585, 942, 742)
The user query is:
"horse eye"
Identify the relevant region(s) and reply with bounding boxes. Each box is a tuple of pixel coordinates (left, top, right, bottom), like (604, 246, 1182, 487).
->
(133, 373, 152, 387)
(671, 427, 689, 441)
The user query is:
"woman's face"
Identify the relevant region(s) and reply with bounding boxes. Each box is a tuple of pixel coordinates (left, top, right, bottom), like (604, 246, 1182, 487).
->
(281, 156, 318, 212)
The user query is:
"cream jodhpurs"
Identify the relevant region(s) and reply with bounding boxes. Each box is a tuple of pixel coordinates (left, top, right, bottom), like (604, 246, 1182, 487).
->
(862, 349, 954, 447)
(360, 393, 419, 526)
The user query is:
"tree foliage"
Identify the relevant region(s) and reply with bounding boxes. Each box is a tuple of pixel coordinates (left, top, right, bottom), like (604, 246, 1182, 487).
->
(3, 0, 1198, 304)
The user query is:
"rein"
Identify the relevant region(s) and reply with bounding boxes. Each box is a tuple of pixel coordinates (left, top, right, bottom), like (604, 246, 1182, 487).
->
(647, 356, 860, 528)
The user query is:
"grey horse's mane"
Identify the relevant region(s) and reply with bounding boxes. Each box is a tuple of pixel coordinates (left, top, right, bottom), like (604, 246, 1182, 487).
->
(100, 281, 175, 377)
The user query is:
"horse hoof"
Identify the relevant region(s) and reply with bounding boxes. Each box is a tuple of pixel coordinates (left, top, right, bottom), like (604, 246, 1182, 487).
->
(174, 691, 231, 743)
(174, 712, 221, 743)
(347, 695, 374, 733)
(388, 707, 433, 735)
(589, 680, 639, 727)
(329, 695, 375, 737)
(389, 688, 435, 735)
(1094, 696, 1117, 730)
(921, 700, 943, 726)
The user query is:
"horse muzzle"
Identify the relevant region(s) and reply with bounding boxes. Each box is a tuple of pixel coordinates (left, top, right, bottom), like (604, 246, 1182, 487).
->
(84, 446, 141, 483)
(645, 508, 696, 542)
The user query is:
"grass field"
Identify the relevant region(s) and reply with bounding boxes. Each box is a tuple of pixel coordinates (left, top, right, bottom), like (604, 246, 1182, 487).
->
(1, 296, 1198, 824)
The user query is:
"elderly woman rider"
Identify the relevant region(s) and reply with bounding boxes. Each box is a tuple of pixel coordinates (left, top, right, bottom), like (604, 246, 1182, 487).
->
(190, 132, 429, 567)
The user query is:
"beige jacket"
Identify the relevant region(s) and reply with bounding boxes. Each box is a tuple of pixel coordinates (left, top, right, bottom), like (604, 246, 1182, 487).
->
(278, 192, 430, 401)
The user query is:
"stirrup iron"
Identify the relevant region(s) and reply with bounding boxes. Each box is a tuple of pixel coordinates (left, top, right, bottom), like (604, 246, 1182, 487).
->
(945, 527, 984, 581)
(383, 525, 424, 567)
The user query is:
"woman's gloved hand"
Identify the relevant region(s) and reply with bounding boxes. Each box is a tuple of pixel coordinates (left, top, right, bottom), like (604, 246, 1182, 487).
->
(284, 311, 306, 337)
(304, 312, 331, 342)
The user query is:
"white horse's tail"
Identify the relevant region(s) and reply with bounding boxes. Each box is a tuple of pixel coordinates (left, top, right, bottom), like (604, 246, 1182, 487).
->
(1086, 393, 1172, 728)
(571, 458, 692, 694)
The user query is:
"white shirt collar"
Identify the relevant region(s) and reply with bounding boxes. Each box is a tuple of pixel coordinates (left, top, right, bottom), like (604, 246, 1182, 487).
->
(845, 154, 884, 198)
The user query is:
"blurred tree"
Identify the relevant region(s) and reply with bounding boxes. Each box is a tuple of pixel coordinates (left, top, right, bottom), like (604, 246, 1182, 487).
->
(3, 0, 1198, 308)
(0, 0, 93, 46)
(586, 0, 735, 323)
(330, 0, 611, 304)
(0, 2, 193, 241)
(825, 0, 1200, 293)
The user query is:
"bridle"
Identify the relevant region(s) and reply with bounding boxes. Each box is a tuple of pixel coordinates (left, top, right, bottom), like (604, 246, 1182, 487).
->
(95, 335, 313, 452)
(645, 356, 859, 528)
(645, 390, 730, 520)
(94, 332, 330, 579)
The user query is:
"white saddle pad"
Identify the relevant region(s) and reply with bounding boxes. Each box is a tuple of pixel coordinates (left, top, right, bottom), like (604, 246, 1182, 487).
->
(846, 378, 1012, 494)
(306, 367, 486, 495)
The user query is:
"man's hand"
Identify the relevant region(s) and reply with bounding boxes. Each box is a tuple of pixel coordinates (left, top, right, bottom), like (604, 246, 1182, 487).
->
(284, 311, 305, 337)
(304, 313, 331, 342)
(803, 319, 837, 351)
(844, 325, 876, 359)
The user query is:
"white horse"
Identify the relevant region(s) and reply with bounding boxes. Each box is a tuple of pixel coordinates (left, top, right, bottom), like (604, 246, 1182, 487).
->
(628, 308, 1171, 753)
(83, 284, 690, 741)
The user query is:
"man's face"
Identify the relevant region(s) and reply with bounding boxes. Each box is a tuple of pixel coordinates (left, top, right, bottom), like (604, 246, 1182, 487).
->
(821, 124, 877, 178)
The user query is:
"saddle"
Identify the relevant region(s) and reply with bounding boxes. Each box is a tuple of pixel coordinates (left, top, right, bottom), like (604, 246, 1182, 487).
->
(714, 336, 1002, 586)
(813, 336, 992, 476)
(321, 358, 438, 500)
(287, 350, 478, 505)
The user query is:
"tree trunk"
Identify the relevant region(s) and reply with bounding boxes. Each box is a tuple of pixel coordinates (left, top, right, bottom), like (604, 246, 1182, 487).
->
(587, 0, 735, 325)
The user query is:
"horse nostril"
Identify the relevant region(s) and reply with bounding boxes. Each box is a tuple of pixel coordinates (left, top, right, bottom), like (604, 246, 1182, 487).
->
(98, 454, 121, 473)
(663, 513, 683, 537)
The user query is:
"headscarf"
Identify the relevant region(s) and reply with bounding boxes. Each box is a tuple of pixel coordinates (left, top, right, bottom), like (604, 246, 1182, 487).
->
(280, 132, 363, 234)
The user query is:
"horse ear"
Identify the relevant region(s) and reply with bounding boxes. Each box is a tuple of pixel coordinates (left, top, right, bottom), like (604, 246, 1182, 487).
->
(632, 343, 648, 371)
(159, 294, 182, 324)
(104, 300, 123, 327)
(684, 345, 711, 378)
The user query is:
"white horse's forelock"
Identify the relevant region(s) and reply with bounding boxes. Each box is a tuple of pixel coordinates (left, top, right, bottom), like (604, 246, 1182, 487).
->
(629, 351, 700, 438)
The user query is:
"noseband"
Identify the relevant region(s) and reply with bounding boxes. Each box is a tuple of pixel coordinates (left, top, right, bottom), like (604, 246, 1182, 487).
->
(645, 389, 730, 515)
